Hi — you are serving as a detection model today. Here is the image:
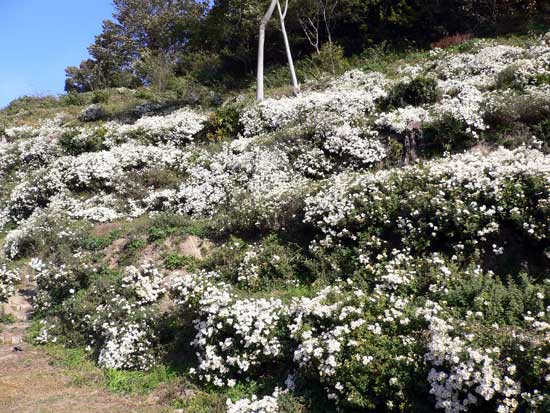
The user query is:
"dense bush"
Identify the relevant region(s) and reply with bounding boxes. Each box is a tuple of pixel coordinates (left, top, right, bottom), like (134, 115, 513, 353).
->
(384, 77, 440, 109)
(422, 116, 476, 154)
(203, 105, 243, 142)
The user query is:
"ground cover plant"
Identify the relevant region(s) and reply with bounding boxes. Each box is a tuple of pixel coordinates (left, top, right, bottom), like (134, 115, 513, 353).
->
(1, 31, 550, 413)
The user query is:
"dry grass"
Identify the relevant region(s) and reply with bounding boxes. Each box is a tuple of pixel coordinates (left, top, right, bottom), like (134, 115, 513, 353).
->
(0, 345, 173, 413)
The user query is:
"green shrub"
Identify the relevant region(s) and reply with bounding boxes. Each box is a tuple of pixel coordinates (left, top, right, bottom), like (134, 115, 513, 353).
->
(0, 313, 16, 324)
(164, 252, 198, 271)
(535, 73, 550, 86)
(496, 65, 520, 90)
(58, 129, 105, 155)
(203, 106, 243, 142)
(166, 76, 190, 99)
(92, 90, 110, 104)
(311, 43, 349, 76)
(422, 115, 476, 155)
(207, 234, 312, 289)
(128, 238, 146, 250)
(384, 76, 439, 109)
(60, 92, 88, 106)
(533, 118, 550, 146)
(148, 213, 210, 240)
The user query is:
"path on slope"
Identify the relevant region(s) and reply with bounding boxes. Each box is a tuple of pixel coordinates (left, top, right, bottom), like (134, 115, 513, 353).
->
(0, 283, 171, 413)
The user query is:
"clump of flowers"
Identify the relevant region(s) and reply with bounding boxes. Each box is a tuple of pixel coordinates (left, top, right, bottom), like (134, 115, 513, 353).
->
(172, 271, 289, 387)
(121, 264, 165, 304)
(98, 321, 157, 370)
(0, 263, 20, 302)
(425, 316, 521, 413)
(226, 388, 287, 413)
(105, 107, 206, 145)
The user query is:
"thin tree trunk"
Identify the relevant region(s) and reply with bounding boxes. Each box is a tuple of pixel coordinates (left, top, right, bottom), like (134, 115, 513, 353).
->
(257, 0, 278, 101)
(277, 0, 300, 96)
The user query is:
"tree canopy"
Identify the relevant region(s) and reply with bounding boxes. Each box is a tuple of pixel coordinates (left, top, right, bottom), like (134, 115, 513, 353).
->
(65, 0, 550, 93)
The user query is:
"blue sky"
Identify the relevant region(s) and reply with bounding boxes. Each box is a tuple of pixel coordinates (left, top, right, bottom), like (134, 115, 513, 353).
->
(0, 0, 115, 108)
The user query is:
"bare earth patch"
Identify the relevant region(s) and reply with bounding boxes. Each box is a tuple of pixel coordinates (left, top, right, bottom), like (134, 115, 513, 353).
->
(0, 284, 173, 413)
(0, 345, 170, 413)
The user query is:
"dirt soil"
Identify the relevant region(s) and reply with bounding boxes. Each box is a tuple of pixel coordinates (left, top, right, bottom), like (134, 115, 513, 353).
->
(0, 284, 172, 413)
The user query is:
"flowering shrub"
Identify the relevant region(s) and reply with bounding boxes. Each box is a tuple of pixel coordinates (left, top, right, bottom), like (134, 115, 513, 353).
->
(290, 283, 426, 410)
(206, 236, 309, 289)
(240, 70, 389, 138)
(376, 106, 432, 133)
(104, 107, 207, 145)
(304, 147, 550, 269)
(172, 271, 289, 387)
(2, 30, 550, 413)
(384, 76, 440, 109)
(32, 258, 165, 370)
(226, 388, 286, 413)
(0, 263, 20, 302)
(98, 321, 157, 370)
(121, 264, 165, 305)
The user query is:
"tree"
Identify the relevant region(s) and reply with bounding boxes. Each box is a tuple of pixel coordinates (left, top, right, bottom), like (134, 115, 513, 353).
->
(277, 0, 300, 96)
(257, 0, 300, 101)
(297, 0, 339, 54)
(64, 60, 97, 93)
(65, 0, 207, 92)
(257, 0, 278, 101)
(112, 0, 206, 53)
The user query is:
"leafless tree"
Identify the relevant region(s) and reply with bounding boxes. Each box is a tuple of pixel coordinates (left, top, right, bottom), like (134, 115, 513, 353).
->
(298, 0, 339, 54)
(257, 0, 300, 101)
(277, 0, 300, 96)
(257, 0, 278, 101)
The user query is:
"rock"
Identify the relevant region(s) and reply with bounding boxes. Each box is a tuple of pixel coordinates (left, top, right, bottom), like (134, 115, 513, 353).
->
(79, 104, 106, 122)
(177, 235, 209, 260)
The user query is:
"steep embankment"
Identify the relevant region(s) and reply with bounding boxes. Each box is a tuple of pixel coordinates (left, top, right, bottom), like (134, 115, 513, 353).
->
(1, 32, 550, 412)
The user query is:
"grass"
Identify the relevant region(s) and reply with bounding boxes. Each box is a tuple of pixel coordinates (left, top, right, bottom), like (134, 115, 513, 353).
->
(0, 312, 16, 324)
(104, 365, 179, 394)
(43, 346, 104, 387)
(43, 344, 182, 395)
(36, 343, 302, 412)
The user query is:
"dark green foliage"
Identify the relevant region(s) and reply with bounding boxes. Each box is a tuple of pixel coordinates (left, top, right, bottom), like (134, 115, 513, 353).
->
(422, 115, 476, 155)
(534, 118, 550, 146)
(445, 272, 547, 325)
(205, 234, 315, 289)
(60, 92, 90, 106)
(62, 0, 550, 98)
(92, 90, 110, 104)
(496, 65, 519, 90)
(203, 105, 243, 142)
(58, 129, 106, 156)
(164, 252, 198, 271)
(384, 77, 439, 110)
(83, 229, 122, 251)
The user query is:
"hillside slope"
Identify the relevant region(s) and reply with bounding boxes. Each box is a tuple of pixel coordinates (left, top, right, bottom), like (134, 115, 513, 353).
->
(1, 33, 550, 412)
